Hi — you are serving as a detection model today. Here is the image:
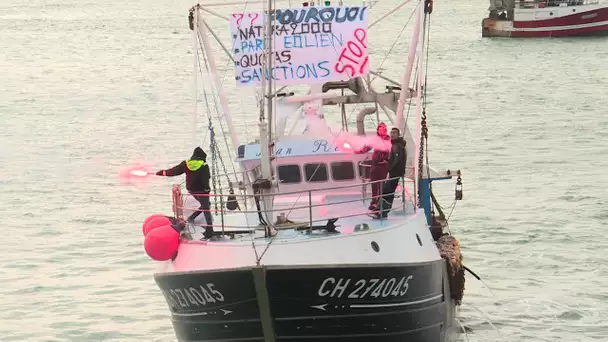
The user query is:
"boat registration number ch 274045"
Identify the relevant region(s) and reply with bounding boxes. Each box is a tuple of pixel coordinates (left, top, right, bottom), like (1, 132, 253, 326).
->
(317, 276, 414, 299)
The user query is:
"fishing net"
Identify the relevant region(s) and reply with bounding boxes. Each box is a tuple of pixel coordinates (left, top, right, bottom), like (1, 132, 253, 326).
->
(436, 235, 465, 305)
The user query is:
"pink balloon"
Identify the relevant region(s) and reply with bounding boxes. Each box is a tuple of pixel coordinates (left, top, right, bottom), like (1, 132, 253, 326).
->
(142, 215, 172, 236)
(144, 225, 180, 261)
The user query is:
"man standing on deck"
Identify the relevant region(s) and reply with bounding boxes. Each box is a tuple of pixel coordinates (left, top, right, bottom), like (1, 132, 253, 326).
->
(156, 147, 213, 239)
(372, 128, 407, 219)
(355, 122, 391, 210)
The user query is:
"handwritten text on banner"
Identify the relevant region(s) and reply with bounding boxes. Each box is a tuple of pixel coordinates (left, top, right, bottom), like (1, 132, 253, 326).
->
(230, 6, 370, 87)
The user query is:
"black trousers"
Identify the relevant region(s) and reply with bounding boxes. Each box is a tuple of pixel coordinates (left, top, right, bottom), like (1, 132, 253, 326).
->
(188, 192, 213, 227)
(378, 177, 400, 217)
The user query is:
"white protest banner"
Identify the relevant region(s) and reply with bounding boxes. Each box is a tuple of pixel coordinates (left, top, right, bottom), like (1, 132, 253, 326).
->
(230, 6, 370, 87)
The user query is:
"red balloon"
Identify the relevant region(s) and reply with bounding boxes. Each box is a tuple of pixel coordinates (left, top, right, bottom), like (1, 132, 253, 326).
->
(144, 225, 180, 261)
(142, 215, 172, 236)
(143, 213, 166, 226)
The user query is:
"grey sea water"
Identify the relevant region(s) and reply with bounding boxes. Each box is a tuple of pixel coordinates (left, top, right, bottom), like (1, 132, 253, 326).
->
(1, 0, 607, 341)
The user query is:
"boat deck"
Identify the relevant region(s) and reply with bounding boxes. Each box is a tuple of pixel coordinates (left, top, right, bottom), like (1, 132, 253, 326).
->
(182, 190, 416, 243)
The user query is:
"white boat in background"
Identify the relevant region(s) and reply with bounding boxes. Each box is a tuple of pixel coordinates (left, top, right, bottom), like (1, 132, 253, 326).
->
(142, 1, 467, 341)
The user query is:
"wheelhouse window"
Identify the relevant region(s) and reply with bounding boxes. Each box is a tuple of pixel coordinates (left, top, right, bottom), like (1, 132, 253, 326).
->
(304, 163, 328, 183)
(277, 165, 301, 184)
(331, 161, 355, 181)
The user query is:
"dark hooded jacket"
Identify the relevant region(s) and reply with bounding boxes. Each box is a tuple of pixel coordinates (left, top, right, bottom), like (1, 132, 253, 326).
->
(160, 147, 211, 193)
(388, 137, 407, 177)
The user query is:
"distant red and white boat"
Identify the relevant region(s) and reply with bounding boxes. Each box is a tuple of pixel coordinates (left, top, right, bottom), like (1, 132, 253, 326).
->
(482, 0, 608, 37)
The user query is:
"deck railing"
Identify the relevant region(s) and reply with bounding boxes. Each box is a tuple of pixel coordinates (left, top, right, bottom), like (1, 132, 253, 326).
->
(171, 175, 415, 237)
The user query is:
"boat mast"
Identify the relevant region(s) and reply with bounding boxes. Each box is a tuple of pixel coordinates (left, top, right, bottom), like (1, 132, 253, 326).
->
(255, 0, 276, 230)
(195, 8, 241, 158)
(257, 0, 274, 182)
(266, 0, 274, 145)
(414, 1, 426, 208)
(258, 0, 272, 180)
(394, 0, 422, 131)
(192, 11, 199, 146)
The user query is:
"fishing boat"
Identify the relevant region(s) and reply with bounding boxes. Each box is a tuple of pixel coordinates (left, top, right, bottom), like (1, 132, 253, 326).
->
(482, 0, 608, 37)
(142, 0, 467, 341)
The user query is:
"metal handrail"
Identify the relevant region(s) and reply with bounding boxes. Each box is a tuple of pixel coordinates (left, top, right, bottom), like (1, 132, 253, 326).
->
(173, 176, 415, 233)
(188, 175, 412, 197)
(186, 175, 412, 198)
(177, 189, 404, 215)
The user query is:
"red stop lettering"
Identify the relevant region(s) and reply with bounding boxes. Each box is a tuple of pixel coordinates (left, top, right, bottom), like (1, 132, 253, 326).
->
(334, 28, 369, 78)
